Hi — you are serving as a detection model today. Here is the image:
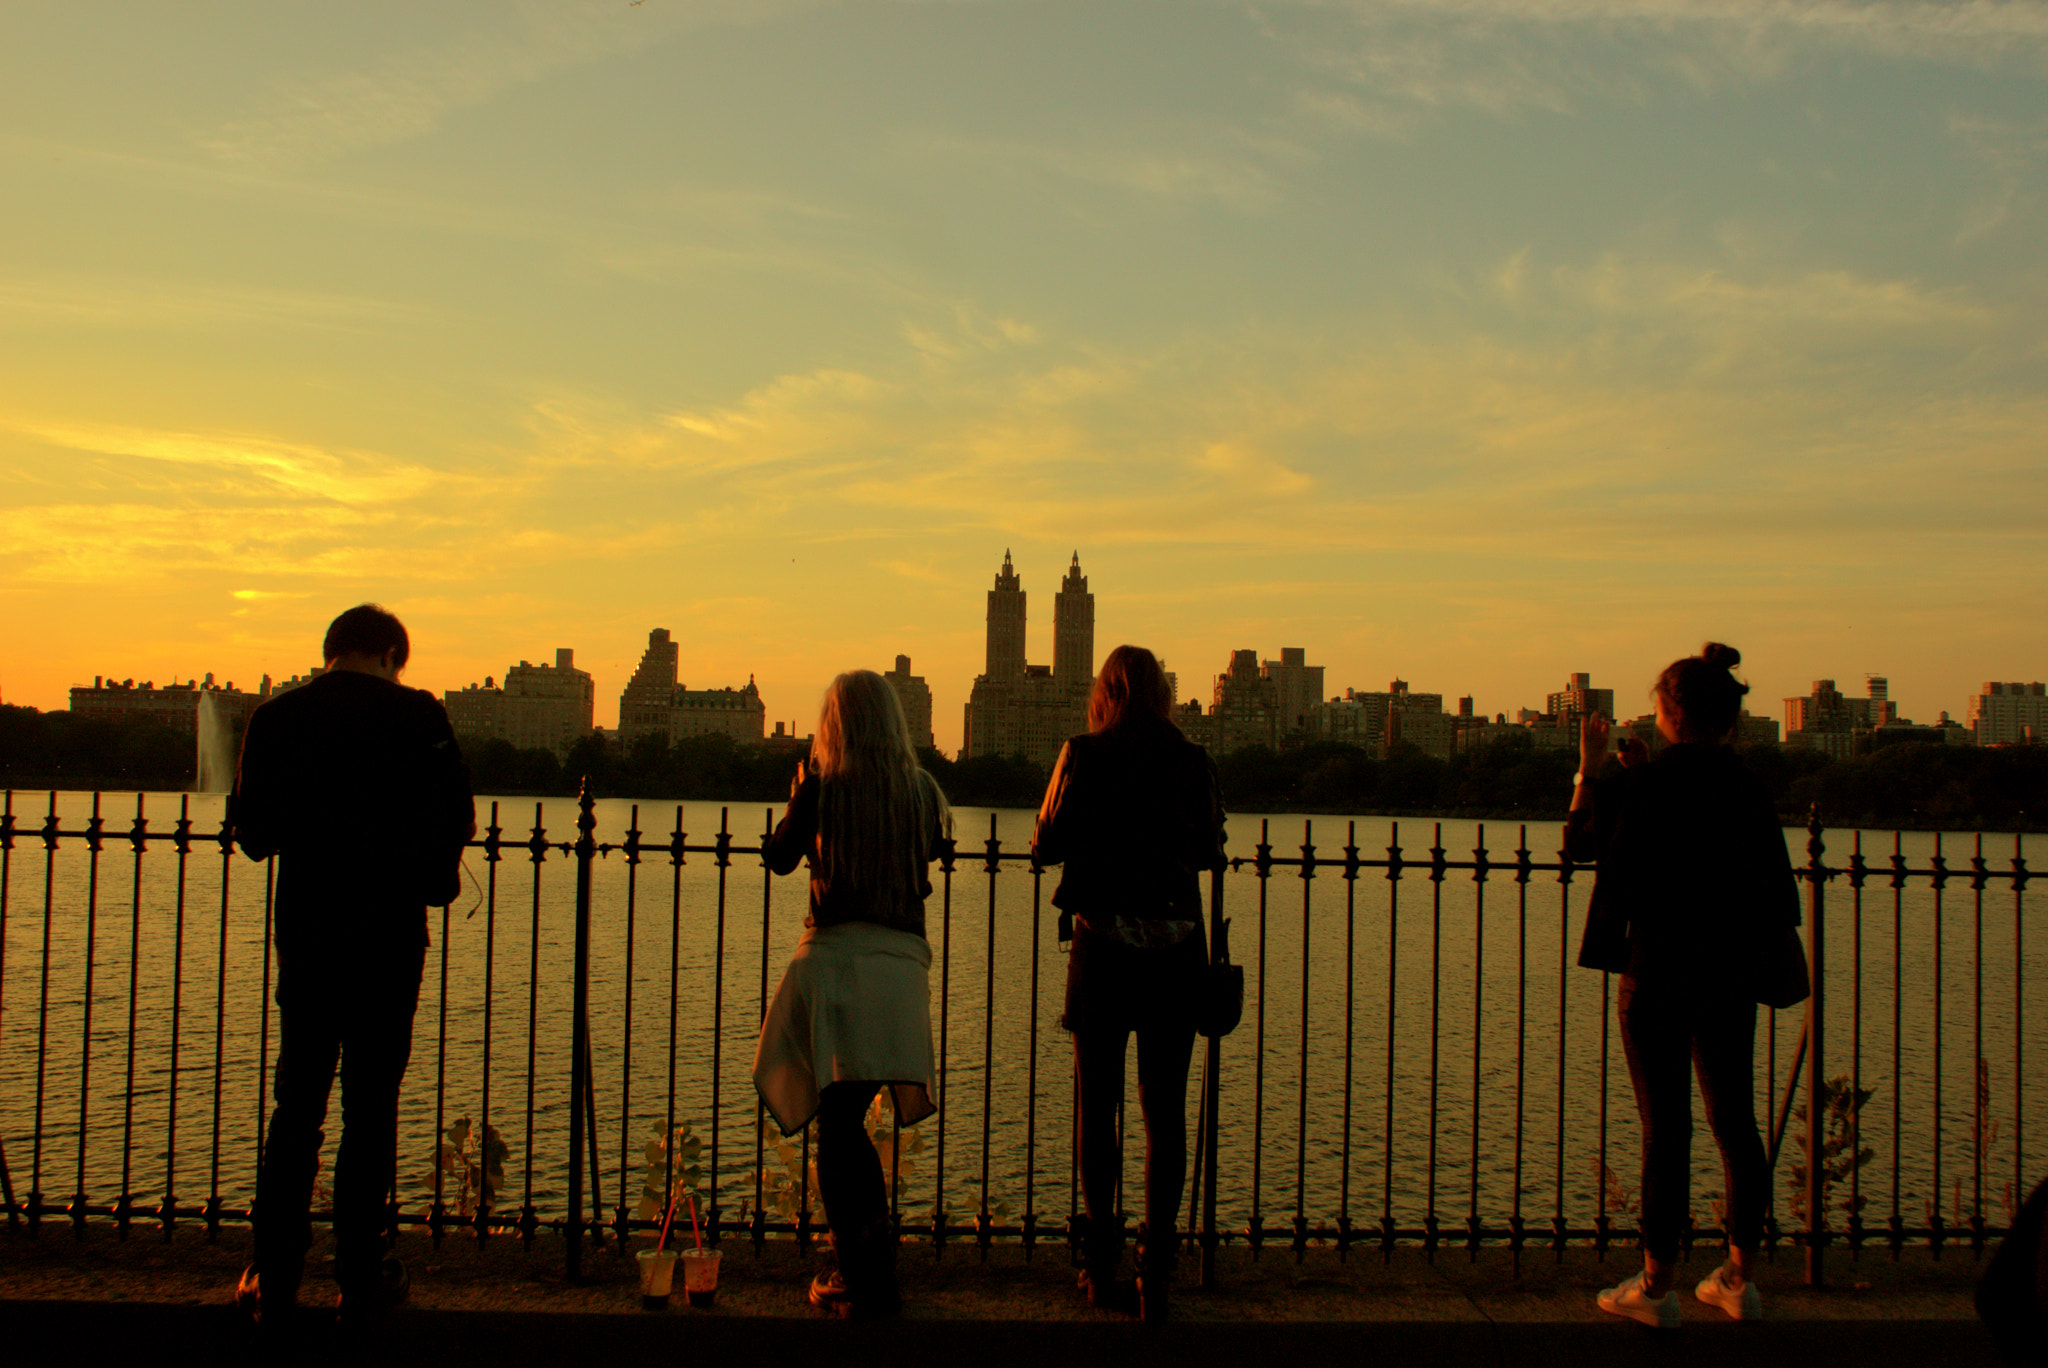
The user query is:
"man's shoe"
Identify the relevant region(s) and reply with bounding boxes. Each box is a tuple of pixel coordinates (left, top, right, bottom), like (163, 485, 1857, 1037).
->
(335, 1256, 410, 1320)
(1695, 1263, 1762, 1320)
(234, 1264, 304, 1327)
(1596, 1269, 1681, 1328)
(808, 1267, 854, 1315)
(1076, 1267, 1135, 1314)
(1135, 1269, 1170, 1324)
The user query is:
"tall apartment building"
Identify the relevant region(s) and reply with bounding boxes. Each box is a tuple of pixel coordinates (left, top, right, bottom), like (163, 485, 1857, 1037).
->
(1968, 682, 2048, 746)
(1262, 648, 1325, 737)
(613, 627, 765, 748)
(443, 648, 595, 760)
(1206, 649, 1278, 752)
(1546, 673, 1615, 727)
(1786, 676, 1919, 758)
(885, 655, 935, 751)
(961, 551, 1094, 767)
(618, 629, 682, 745)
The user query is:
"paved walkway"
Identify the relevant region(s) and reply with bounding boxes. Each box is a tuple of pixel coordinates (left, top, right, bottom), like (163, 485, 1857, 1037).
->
(0, 1224, 2005, 1365)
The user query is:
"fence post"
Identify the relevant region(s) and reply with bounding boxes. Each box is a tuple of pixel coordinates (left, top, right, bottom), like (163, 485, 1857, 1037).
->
(1803, 809, 1828, 1287)
(1201, 864, 1224, 1291)
(566, 780, 596, 1278)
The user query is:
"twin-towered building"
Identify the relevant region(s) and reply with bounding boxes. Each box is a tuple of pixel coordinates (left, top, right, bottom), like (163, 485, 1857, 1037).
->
(961, 551, 1096, 768)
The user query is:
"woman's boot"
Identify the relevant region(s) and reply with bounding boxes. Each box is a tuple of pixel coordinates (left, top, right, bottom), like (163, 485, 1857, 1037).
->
(1136, 1227, 1174, 1324)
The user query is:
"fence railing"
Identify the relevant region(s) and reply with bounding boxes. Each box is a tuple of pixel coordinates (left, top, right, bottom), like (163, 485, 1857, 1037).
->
(0, 786, 2035, 1290)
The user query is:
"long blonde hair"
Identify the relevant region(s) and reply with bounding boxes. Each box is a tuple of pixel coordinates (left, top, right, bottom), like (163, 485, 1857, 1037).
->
(811, 669, 951, 890)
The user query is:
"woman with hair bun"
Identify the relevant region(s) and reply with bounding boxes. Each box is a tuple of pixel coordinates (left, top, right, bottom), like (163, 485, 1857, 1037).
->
(753, 669, 951, 1319)
(1033, 644, 1225, 1323)
(1567, 642, 1800, 1329)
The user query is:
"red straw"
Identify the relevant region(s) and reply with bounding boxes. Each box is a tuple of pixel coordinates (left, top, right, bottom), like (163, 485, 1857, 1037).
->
(688, 1192, 704, 1251)
(655, 1178, 681, 1253)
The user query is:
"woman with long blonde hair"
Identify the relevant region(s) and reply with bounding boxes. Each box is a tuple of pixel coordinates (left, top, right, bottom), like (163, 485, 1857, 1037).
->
(753, 669, 950, 1319)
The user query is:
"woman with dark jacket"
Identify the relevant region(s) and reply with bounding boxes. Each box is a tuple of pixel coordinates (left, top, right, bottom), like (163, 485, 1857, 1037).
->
(1033, 645, 1225, 1323)
(1566, 642, 1800, 1328)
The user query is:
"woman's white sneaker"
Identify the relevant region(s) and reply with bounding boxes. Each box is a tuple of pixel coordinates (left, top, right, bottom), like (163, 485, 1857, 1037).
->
(1695, 1263, 1762, 1320)
(1596, 1269, 1681, 1328)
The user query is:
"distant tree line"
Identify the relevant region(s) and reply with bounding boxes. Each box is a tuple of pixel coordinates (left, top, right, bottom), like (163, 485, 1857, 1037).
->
(6, 704, 2046, 832)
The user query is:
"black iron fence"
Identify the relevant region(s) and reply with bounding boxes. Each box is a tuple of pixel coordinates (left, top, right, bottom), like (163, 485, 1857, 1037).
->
(0, 786, 2036, 1291)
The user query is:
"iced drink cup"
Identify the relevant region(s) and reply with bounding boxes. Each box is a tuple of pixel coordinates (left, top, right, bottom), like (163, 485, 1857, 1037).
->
(637, 1248, 678, 1308)
(680, 1247, 721, 1307)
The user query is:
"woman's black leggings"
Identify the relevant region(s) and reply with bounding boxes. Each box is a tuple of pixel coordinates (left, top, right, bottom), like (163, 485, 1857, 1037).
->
(1617, 977, 1768, 1263)
(815, 1081, 885, 1234)
(1074, 1022, 1196, 1265)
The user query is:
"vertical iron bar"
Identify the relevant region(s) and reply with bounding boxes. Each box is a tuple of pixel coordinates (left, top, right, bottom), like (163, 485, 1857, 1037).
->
(0, 789, 12, 1227)
(1468, 824, 1486, 1257)
(664, 806, 684, 1249)
(1026, 857, 1042, 1256)
(1933, 830, 1945, 1252)
(755, 807, 772, 1254)
(567, 782, 595, 1276)
(1426, 822, 1444, 1256)
(1513, 825, 1530, 1274)
(479, 801, 501, 1244)
(1973, 832, 1985, 1244)
(164, 795, 190, 1236)
(1252, 818, 1270, 1254)
(980, 813, 998, 1257)
(32, 792, 55, 1229)
(1891, 831, 1904, 1255)
(1850, 831, 1864, 1253)
(1555, 844, 1570, 1259)
(207, 800, 232, 1240)
(1200, 864, 1224, 1291)
(1383, 821, 1401, 1257)
(1803, 813, 1828, 1286)
(1340, 821, 1357, 1257)
(119, 794, 146, 1234)
(1294, 820, 1313, 1259)
(932, 817, 956, 1249)
(432, 888, 451, 1245)
(621, 805, 641, 1243)
(2015, 834, 2027, 1223)
(711, 807, 730, 1244)
(521, 803, 545, 1246)
(73, 791, 104, 1232)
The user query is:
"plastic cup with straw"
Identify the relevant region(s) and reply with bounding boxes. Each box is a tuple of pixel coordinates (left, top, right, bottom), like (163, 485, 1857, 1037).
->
(636, 1175, 683, 1305)
(680, 1192, 720, 1307)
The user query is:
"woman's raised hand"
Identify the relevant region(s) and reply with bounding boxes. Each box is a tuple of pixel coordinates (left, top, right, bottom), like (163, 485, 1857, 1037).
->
(1580, 710, 1611, 773)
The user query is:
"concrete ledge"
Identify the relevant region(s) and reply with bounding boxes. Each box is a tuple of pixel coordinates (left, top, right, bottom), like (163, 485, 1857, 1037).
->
(0, 1223, 2004, 1364)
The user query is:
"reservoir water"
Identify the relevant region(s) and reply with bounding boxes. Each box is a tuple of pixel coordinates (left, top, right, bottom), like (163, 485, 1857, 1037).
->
(3, 789, 2041, 1245)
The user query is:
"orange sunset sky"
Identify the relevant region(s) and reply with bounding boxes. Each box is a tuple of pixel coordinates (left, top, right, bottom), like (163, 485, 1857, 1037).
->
(5, 2, 2044, 753)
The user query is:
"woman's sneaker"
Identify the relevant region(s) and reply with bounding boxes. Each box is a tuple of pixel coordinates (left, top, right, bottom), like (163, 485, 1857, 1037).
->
(1695, 1263, 1762, 1320)
(1596, 1269, 1681, 1328)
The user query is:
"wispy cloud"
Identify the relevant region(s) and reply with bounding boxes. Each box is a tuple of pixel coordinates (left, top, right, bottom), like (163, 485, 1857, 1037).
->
(194, 0, 819, 169)
(1278, 0, 2048, 127)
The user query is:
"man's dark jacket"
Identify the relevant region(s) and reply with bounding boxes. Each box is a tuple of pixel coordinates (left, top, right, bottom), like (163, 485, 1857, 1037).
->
(232, 670, 473, 959)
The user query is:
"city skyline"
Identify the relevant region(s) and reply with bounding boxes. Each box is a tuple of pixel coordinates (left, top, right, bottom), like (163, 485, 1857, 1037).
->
(4, 4, 2044, 749)
(47, 561, 2032, 759)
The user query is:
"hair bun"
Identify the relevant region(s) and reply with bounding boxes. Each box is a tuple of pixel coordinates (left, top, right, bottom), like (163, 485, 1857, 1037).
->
(1700, 642, 1741, 671)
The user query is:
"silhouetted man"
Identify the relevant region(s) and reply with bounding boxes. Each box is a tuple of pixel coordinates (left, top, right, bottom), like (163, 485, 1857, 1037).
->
(231, 604, 472, 1323)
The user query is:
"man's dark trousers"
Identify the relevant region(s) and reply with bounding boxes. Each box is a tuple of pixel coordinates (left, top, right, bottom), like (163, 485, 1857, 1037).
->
(255, 938, 428, 1301)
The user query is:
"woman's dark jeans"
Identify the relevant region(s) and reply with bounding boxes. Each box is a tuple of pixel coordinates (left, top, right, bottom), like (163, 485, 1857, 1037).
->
(1617, 975, 1768, 1264)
